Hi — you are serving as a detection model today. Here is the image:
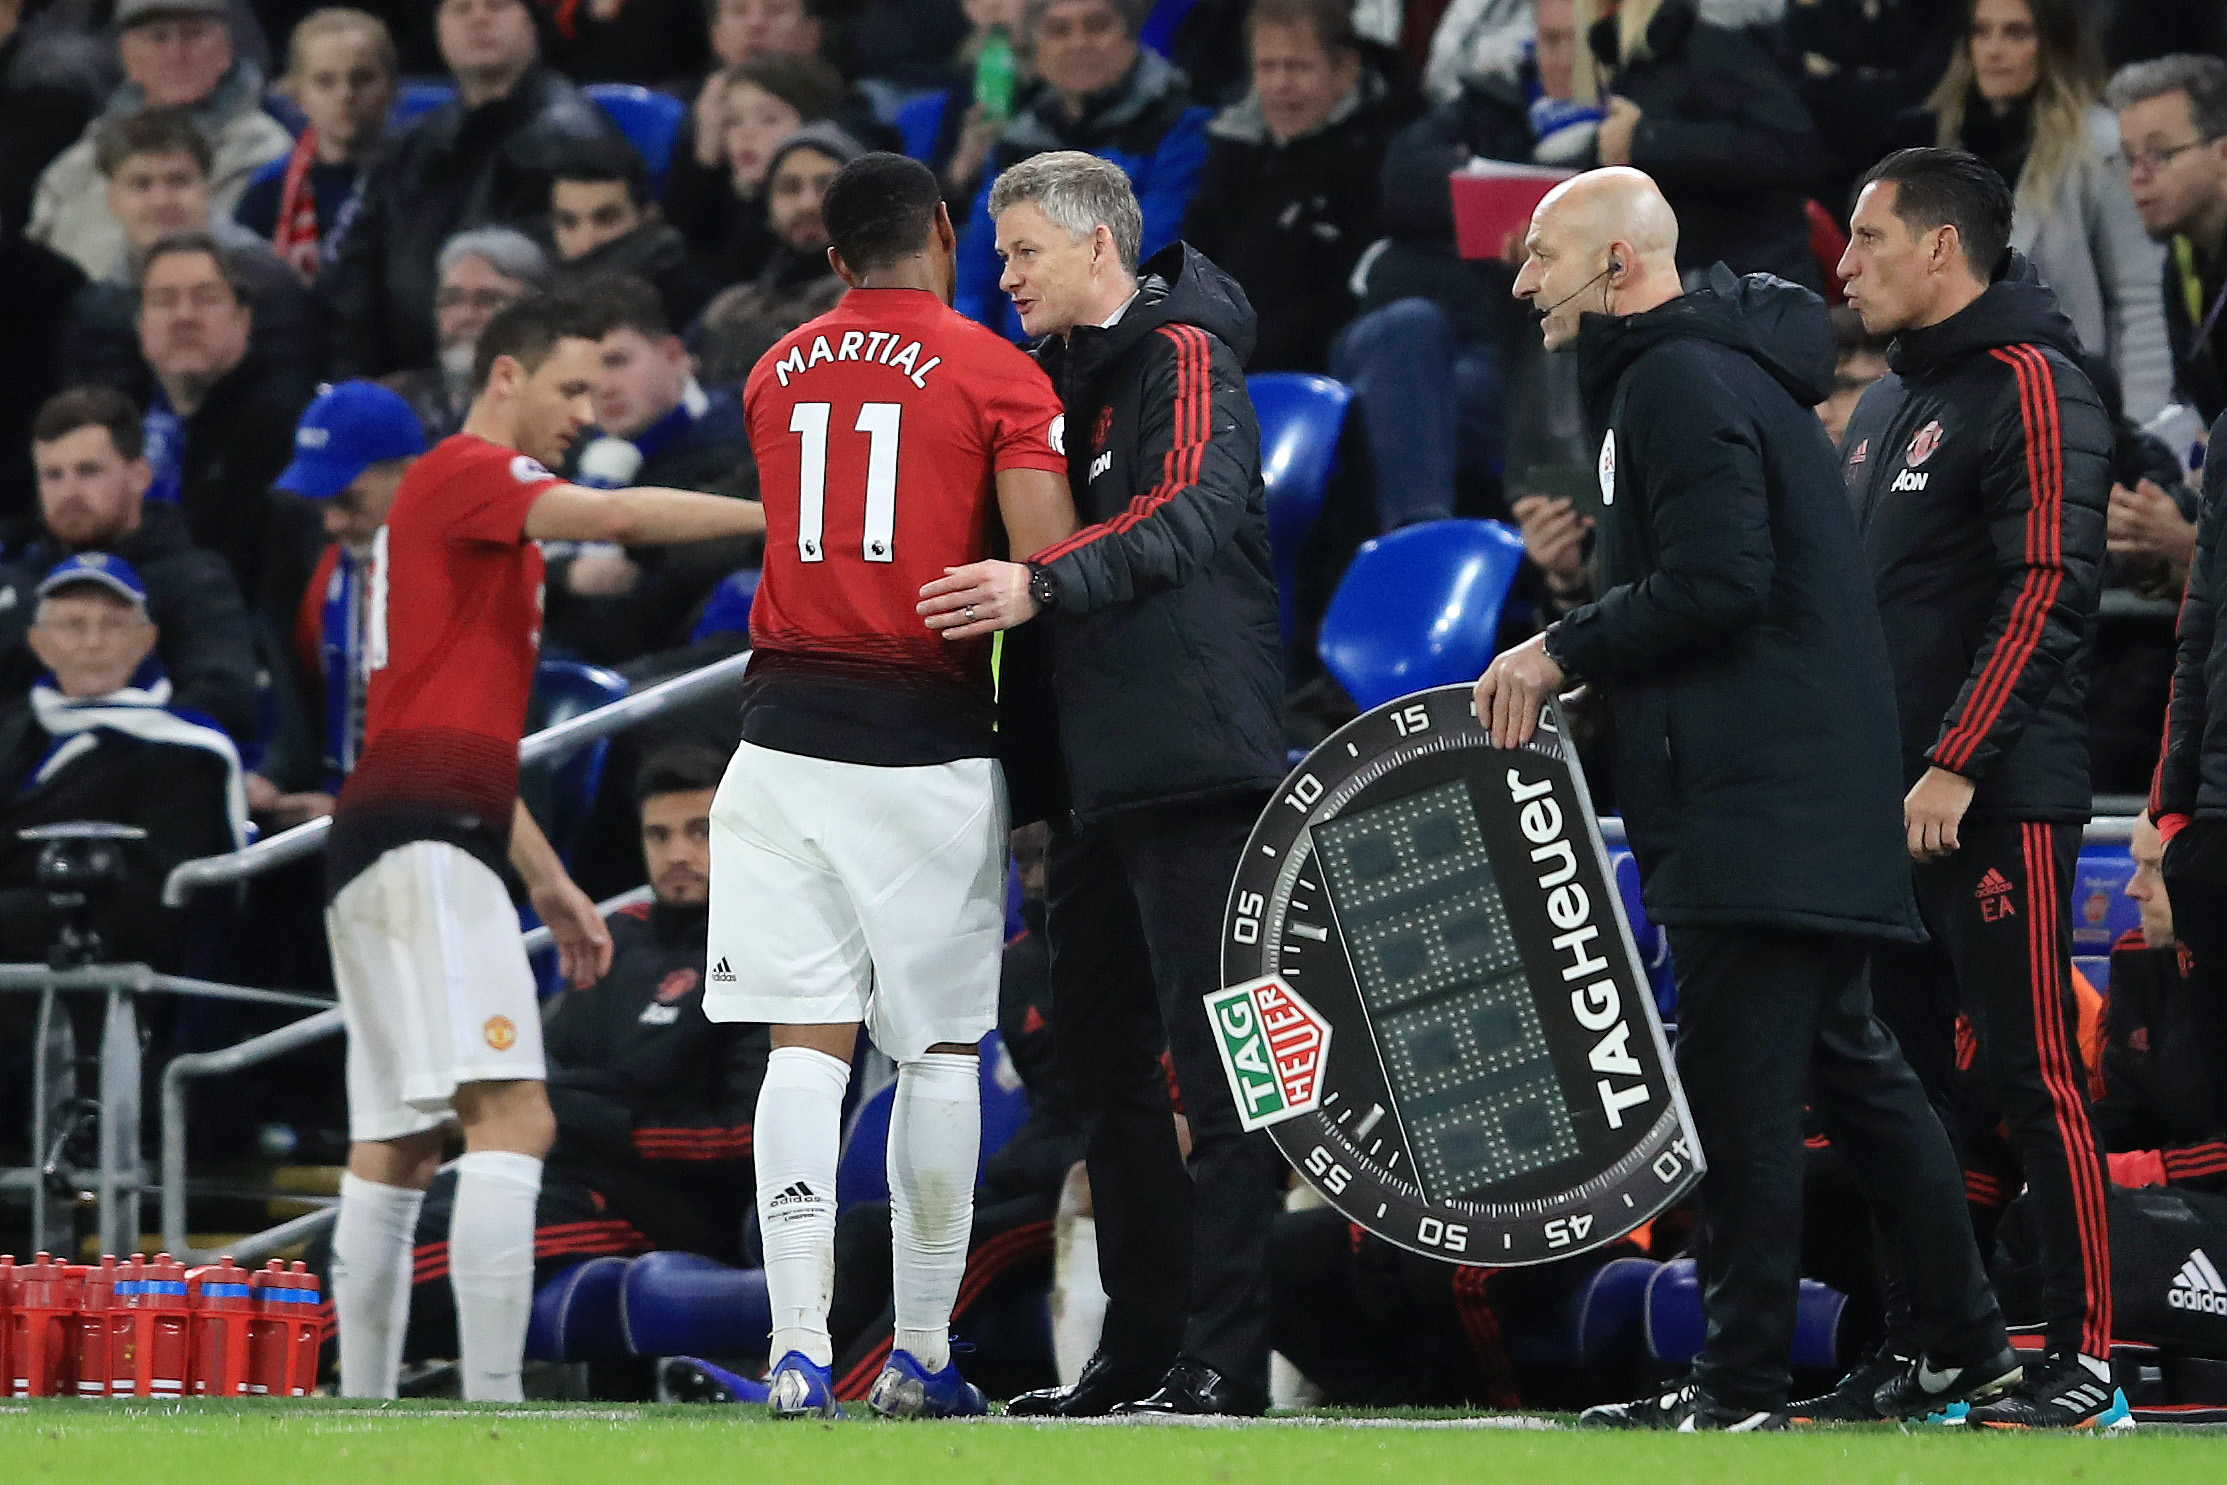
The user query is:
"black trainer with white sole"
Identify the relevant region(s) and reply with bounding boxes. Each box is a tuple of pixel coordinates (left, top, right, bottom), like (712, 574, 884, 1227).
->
(1786, 1349, 1911, 1424)
(1872, 1347, 2023, 1420)
(1579, 1382, 1787, 1432)
(1964, 1355, 2132, 1429)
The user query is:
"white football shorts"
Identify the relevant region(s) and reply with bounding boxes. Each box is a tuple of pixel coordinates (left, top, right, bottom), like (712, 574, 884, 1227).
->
(704, 740, 1009, 1061)
(326, 840, 546, 1142)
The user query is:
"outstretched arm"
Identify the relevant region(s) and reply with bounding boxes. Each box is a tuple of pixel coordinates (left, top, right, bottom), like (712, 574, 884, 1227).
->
(524, 484, 766, 545)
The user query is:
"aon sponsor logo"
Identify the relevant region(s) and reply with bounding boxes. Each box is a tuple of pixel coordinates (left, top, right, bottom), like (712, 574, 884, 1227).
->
(1891, 468, 1929, 493)
(2170, 1248, 2227, 1314)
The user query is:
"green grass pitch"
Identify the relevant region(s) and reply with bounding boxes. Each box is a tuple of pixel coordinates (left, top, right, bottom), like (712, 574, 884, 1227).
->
(0, 1400, 2216, 1485)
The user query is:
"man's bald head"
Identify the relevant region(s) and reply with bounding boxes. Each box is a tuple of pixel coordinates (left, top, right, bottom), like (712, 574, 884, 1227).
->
(1537, 167, 1679, 265)
(1513, 167, 1685, 351)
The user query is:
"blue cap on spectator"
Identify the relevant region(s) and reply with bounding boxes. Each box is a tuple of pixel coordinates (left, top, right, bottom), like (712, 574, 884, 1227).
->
(276, 381, 426, 500)
(38, 553, 148, 607)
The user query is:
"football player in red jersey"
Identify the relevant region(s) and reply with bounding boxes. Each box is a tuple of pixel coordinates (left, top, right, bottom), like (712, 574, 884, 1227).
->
(706, 153, 1075, 1419)
(325, 290, 766, 1403)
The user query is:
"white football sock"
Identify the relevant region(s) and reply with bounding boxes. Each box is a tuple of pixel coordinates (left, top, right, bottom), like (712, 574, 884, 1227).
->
(448, 1149, 542, 1402)
(756, 1045, 850, 1368)
(332, 1172, 425, 1399)
(888, 1053, 981, 1373)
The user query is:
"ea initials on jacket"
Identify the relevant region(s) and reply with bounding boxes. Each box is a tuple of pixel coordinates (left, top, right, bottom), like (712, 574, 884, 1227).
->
(1221, 686, 1702, 1264)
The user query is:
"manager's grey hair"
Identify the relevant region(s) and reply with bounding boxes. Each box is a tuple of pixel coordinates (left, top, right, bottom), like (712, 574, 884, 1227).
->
(987, 150, 1144, 274)
(435, 226, 551, 292)
(2104, 54, 2227, 140)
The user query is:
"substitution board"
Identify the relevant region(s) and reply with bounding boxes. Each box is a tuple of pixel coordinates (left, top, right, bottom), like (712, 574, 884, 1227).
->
(1213, 687, 1701, 1264)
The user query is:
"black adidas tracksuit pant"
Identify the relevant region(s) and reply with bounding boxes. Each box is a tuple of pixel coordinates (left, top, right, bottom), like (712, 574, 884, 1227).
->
(1870, 818, 2114, 1360)
(2162, 818, 2227, 1139)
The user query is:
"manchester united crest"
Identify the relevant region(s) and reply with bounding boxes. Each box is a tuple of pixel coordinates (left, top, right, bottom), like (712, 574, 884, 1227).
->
(483, 1015, 517, 1051)
(1906, 420, 1944, 467)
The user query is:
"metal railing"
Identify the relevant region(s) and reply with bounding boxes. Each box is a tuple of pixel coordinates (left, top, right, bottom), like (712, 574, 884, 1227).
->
(155, 886, 651, 1264)
(161, 650, 754, 906)
(1, 965, 332, 1258)
(1595, 806, 2144, 850)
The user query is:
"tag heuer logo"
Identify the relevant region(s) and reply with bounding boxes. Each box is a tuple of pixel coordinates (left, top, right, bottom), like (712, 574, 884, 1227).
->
(1205, 975, 1331, 1132)
(2169, 1247, 2227, 1315)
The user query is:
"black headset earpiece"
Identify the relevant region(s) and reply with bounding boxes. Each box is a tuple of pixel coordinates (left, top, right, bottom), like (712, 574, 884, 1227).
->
(1610, 257, 1624, 275)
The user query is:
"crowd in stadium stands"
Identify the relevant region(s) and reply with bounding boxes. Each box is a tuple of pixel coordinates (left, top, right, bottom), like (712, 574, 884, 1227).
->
(1, 0, 2226, 1405)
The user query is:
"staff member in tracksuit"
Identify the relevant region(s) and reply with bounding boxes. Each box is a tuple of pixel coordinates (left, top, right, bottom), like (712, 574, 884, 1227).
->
(1477, 166, 2015, 1432)
(2153, 386, 2227, 1146)
(918, 151, 1290, 1417)
(1838, 147, 2121, 1428)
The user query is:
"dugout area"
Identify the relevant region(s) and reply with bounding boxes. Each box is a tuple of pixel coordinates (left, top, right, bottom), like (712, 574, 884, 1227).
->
(0, 1397, 2217, 1485)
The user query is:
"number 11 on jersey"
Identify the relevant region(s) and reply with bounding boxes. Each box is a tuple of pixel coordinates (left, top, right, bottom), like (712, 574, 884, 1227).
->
(790, 401, 903, 563)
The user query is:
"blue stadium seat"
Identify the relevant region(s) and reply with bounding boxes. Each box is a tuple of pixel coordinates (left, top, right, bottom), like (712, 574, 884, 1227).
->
(391, 78, 457, 127)
(585, 84, 685, 198)
(689, 567, 759, 643)
(1610, 851, 1676, 1020)
(836, 1032, 1032, 1211)
(526, 1255, 633, 1362)
(1139, 0, 1201, 57)
(1644, 1256, 1846, 1371)
(2071, 847, 2139, 958)
(619, 1250, 772, 1357)
(895, 88, 951, 164)
(524, 659, 629, 866)
(1316, 518, 1526, 711)
(1249, 372, 1352, 656)
(1503, 1255, 1658, 1372)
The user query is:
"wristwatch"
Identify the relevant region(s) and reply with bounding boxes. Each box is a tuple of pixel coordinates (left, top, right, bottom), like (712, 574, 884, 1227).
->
(1028, 562, 1060, 616)
(1539, 620, 1570, 671)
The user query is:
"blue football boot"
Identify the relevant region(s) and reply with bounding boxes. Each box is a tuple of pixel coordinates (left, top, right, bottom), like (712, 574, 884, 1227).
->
(867, 1349, 989, 1420)
(766, 1349, 843, 1419)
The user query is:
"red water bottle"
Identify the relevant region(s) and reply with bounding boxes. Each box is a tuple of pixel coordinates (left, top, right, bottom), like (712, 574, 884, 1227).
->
(187, 1258, 256, 1397)
(247, 1259, 322, 1397)
(73, 1255, 121, 1397)
(105, 1255, 145, 1396)
(129, 1254, 192, 1398)
(0, 1255, 18, 1398)
(287, 1261, 324, 1396)
(8, 1254, 81, 1397)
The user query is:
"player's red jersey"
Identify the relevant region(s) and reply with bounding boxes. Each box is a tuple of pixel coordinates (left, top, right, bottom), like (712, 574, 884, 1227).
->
(741, 286, 1065, 765)
(328, 433, 557, 891)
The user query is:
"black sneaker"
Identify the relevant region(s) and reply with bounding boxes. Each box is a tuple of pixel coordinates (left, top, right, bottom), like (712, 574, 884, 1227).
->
(1964, 1354, 2131, 1430)
(1786, 1349, 1912, 1424)
(1579, 1381, 1786, 1432)
(1872, 1347, 2023, 1421)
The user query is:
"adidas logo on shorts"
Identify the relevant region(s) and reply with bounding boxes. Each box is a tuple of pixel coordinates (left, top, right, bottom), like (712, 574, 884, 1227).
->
(2169, 1247, 2227, 1315)
(710, 957, 735, 984)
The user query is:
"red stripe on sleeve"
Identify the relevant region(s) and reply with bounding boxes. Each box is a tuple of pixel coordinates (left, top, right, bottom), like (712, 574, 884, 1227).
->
(1932, 347, 2065, 771)
(1030, 324, 1211, 565)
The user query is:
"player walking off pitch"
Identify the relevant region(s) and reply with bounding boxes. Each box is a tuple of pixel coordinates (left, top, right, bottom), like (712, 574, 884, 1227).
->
(324, 290, 765, 1402)
(704, 153, 1076, 1420)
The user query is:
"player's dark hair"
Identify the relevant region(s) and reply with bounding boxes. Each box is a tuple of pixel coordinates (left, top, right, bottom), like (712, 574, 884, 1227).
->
(566, 272, 672, 341)
(472, 289, 617, 391)
(33, 386, 146, 462)
(94, 106, 213, 181)
(1248, 0, 1358, 54)
(552, 133, 651, 210)
(637, 742, 729, 803)
(822, 153, 942, 274)
(1854, 147, 2016, 281)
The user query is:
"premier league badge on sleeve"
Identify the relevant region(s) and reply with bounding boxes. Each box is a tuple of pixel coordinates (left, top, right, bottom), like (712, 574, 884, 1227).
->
(1217, 688, 1701, 1264)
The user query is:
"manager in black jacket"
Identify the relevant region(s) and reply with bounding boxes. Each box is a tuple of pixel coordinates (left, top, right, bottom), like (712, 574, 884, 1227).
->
(1477, 167, 2013, 1431)
(920, 151, 1289, 1418)
(1837, 149, 2120, 1428)
(2153, 394, 2227, 1182)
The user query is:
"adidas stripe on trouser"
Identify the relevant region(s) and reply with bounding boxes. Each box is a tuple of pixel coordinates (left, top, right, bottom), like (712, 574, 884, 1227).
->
(1870, 818, 2113, 1358)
